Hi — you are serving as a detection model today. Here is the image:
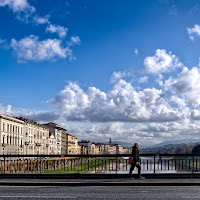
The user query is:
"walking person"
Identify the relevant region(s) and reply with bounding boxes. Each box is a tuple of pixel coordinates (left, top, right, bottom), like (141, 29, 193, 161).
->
(129, 142, 145, 179)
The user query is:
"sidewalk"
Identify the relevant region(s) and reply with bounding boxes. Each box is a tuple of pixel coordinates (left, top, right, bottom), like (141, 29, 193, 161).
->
(0, 173, 200, 186)
(0, 178, 200, 186)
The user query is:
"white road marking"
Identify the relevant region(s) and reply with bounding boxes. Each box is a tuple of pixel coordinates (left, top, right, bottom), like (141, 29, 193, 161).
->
(0, 196, 77, 199)
(0, 186, 58, 187)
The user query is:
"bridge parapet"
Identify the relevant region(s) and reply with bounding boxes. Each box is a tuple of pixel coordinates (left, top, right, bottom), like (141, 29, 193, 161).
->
(0, 154, 199, 174)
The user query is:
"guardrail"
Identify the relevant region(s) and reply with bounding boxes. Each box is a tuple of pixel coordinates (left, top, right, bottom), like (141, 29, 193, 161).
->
(0, 154, 200, 174)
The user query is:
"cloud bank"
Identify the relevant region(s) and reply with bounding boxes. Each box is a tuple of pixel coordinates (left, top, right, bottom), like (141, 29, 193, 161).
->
(48, 80, 183, 123)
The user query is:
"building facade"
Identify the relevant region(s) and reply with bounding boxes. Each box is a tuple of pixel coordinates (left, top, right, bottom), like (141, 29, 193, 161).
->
(66, 134, 76, 154)
(0, 114, 24, 155)
(44, 123, 67, 155)
(49, 134, 57, 154)
(17, 117, 50, 155)
(78, 140, 92, 155)
(0, 114, 129, 155)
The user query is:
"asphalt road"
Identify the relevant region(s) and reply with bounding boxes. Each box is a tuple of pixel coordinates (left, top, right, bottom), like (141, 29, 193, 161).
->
(0, 186, 199, 199)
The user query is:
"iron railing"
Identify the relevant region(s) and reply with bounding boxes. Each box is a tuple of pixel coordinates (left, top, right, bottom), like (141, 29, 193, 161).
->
(0, 154, 200, 174)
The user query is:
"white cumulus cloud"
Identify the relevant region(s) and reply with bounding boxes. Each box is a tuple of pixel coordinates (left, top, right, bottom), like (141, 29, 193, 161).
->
(48, 80, 183, 123)
(144, 49, 182, 74)
(0, 0, 35, 21)
(10, 35, 73, 62)
(138, 76, 148, 83)
(33, 15, 50, 24)
(46, 24, 68, 38)
(165, 67, 200, 108)
(187, 24, 200, 40)
(134, 48, 138, 55)
(110, 71, 131, 83)
(69, 36, 81, 45)
(191, 110, 200, 120)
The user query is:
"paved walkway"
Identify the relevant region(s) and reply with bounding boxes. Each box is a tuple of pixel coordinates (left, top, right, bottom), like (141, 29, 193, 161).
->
(0, 178, 200, 186)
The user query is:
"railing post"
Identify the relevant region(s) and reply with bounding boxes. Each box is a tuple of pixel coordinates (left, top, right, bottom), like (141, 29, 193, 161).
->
(116, 156, 118, 174)
(4, 156, 5, 174)
(77, 158, 79, 173)
(154, 155, 155, 174)
(192, 156, 194, 173)
(40, 157, 42, 174)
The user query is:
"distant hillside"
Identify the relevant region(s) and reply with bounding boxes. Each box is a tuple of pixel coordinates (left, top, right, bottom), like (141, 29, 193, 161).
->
(142, 140, 200, 154)
(152, 139, 200, 148)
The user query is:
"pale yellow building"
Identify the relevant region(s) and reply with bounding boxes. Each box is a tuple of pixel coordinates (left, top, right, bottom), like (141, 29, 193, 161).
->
(116, 144, 123, 154)
(95, 144, 100, 155)
(0, 114, 24, 155)
(44, 123, 66, 155)
(16, 117, 50, 155)
(91, 143, 96, 155)
(66, 134, 76, 154)
(77, 144, 82, 155)
(74, 137, 78, 154)
(49, 134, 57, 154)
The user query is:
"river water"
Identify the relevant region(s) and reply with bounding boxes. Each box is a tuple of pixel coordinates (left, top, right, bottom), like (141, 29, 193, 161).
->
(101, 157, 197, 174)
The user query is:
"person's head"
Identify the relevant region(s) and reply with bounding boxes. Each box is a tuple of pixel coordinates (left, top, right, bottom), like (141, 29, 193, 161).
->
(134, 142, 140, 148)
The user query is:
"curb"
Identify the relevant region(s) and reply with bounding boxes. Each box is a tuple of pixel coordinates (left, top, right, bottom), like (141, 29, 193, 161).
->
(0, 182, 200, 186)
(1, 173, 200, 179)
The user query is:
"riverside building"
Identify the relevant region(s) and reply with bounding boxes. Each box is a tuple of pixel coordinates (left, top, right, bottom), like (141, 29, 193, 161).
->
(0, 114, 129, 155)
(44, 122, 67, 155)
(66, 134, 76, 154)
(0, 114, 24, 155)
(49, 133, 57, 154)
(16, 117, 50, 155)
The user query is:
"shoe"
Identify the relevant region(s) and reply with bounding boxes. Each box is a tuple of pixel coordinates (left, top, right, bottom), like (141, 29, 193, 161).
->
(130, 177, 135, 180)
(138, 176, 145, 180)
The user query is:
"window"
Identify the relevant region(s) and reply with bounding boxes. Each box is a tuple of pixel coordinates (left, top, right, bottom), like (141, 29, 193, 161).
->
(10, 136, 12, 144)
(7, 124, 9, 132)
(21, 127, 23, 134)
(2, 123, 5, 131)
(3, 137, 4, 144)
(21, 139, 22, 146)
(13, 126, 15, 133)
(10, 125, 12, 133)
(7, 136, 8, 144)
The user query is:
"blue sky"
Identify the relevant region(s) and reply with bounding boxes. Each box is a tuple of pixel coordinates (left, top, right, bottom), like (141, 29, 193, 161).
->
(1, 0, 200, 146)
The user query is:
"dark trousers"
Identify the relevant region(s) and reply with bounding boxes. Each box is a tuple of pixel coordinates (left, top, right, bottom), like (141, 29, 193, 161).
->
(129, 163, 141, 177)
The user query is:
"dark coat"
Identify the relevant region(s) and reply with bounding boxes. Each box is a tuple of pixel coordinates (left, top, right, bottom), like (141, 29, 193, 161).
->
(132, 146, 140, 163)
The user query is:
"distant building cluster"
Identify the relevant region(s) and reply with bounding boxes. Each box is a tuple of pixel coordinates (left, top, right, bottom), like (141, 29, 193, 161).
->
(0, 114, 131, 155)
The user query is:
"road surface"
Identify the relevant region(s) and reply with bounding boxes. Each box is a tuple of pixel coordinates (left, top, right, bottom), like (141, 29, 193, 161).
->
(0, 186, 199, 199)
